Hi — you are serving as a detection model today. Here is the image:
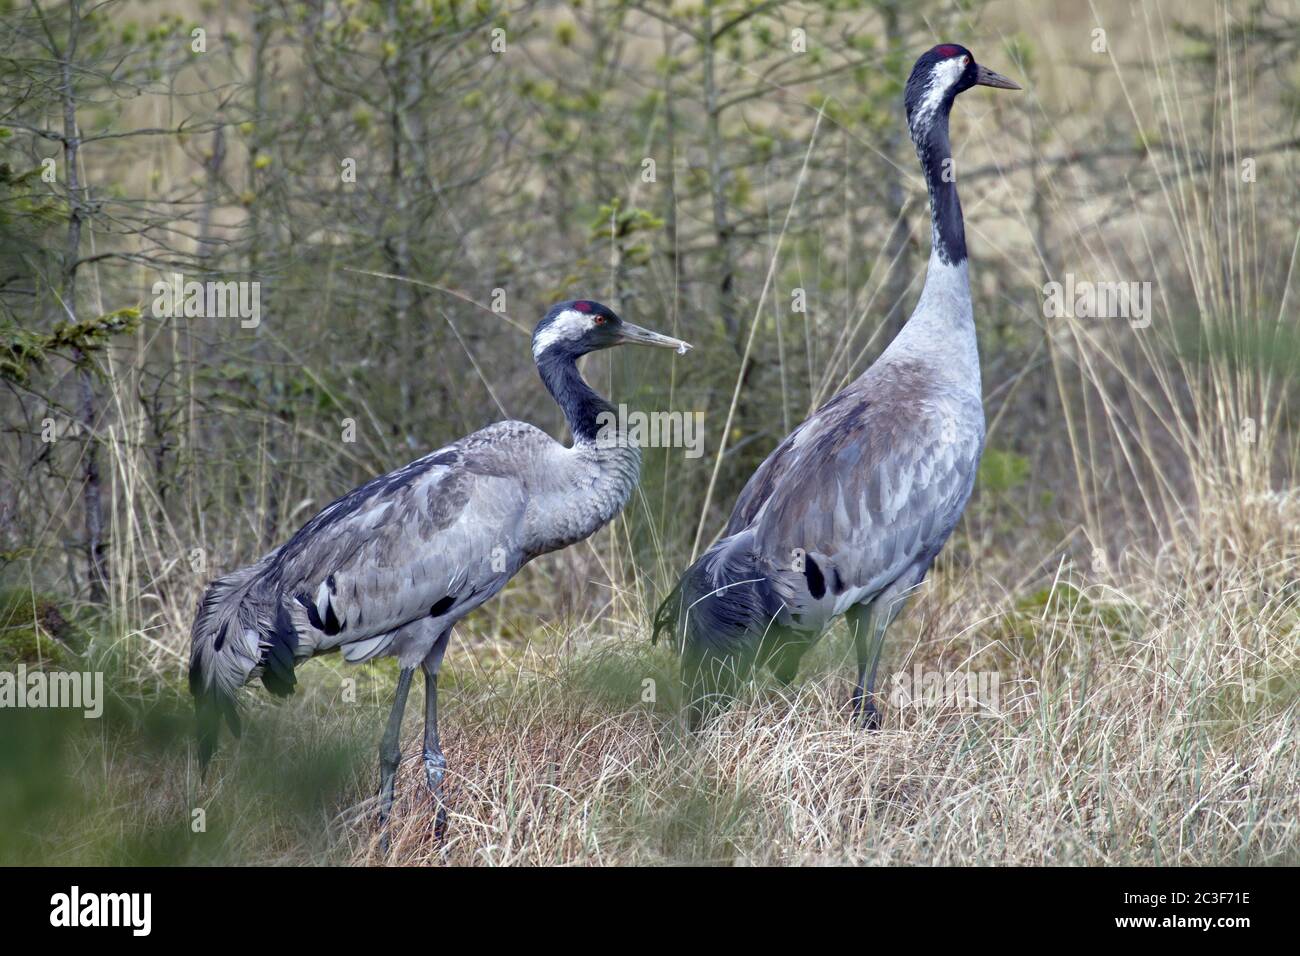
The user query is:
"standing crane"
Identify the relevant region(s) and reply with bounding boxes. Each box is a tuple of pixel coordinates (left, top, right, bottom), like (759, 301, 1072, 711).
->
(654, 45, 1019, 729)
(190, 300, 691, 841)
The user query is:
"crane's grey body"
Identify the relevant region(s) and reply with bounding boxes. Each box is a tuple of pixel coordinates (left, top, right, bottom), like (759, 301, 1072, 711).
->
(193, 421, 638, 687)
(654, 45, 1018, 727)
(724, 291, 983, 632)
(190, 299, 689, 845)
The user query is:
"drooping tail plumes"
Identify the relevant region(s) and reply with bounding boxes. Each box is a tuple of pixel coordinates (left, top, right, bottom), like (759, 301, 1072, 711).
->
(188, 556, 297, 768)
(652, 531, 779, 728)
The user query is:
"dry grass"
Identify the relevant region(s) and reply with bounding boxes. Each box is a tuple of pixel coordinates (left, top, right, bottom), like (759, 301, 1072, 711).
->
(7, 499, 1295, 866)
(355, 490, 1297, 866)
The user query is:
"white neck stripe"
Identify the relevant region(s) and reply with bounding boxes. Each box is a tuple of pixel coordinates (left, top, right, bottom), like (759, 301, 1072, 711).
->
(532, 309, 595, 359)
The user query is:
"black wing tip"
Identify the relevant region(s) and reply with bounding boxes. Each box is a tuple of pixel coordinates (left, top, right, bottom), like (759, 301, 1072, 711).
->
(653, 549, 716, 647)
(258, 599, 301, 697)
(260, 664, 297, 697)
(651, 586, 677, 646)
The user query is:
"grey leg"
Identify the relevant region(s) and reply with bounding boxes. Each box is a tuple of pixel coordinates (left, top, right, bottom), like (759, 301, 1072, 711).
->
(422, 629, 452, 842)
(377, 665, 415, 852)
(847, 603, 887, 730)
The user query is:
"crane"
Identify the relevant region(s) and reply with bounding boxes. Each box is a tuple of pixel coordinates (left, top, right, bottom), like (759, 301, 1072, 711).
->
(654, 45, 1020, 729)
(190, 299, 691, 842)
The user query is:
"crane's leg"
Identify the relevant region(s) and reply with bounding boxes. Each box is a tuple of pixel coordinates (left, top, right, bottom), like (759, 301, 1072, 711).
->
(377, 665, 414, 853)
(421, 628, 452, 843)
(847, 603, 887, 730)
(848, 579, 918, 729)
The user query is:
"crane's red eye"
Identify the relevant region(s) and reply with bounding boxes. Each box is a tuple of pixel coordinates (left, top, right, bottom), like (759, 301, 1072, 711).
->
(593, 315, 607, 325)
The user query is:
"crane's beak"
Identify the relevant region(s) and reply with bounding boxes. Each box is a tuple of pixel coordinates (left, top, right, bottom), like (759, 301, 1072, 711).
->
(975, 64, 1021, 90)
(617, 322, 693, 355)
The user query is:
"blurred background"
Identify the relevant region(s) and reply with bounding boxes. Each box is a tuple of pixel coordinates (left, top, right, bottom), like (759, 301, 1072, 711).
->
(0, 0, 1296, 865)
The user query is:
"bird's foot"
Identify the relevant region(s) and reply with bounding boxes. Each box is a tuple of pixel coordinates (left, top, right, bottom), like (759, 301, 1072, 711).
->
(850, 695, 882, 731)
(375, 769, 399, 858)
(376, 800, 397, 858)
(859, 701, 882, 731)
(376, 799, 395, 857)
(424, 749, 449, 843)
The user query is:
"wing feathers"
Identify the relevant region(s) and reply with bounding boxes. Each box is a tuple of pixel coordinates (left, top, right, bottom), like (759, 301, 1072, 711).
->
(726, 360, 983, 628)
(264, 422, 549, 664)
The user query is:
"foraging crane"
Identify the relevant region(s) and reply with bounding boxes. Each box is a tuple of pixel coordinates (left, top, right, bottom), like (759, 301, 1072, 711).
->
(654, 45, 1019, 728)
(190, 300, 691, 839)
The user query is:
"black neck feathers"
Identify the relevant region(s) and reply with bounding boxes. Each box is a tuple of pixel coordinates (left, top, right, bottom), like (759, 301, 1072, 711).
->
(536, 349, 614, 445)
(911, 107, 967, 266)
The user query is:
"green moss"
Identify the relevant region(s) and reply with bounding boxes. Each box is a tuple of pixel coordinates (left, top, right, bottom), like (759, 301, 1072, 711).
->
(0, 590, 84, 669)
(978, 447, 1031, 495)
(986, 582, 1144, 651)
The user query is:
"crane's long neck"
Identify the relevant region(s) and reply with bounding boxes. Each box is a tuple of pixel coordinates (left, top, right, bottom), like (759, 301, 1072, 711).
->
(528, 348, 641, 557)
(536, 350, 616, 445)
(913, 103, 966, 266)
(882, 99, 979, 390)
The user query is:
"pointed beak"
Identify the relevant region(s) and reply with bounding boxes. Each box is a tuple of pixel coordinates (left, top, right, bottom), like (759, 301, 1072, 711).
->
(975, 64, 1021, 90)
(616, 322, 693, 355)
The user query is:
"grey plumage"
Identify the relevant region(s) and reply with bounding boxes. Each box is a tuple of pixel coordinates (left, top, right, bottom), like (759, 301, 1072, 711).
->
(654, 45, 1019, 727)
(190, 299, 690, 842)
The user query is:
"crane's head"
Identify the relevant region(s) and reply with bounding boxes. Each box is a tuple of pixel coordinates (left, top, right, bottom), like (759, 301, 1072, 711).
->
(532, 299, 693, 362)
(904, 44, 1020, 137)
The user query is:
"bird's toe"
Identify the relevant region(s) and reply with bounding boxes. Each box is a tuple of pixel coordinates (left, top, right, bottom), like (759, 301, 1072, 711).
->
(861, 703, 882, 731)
